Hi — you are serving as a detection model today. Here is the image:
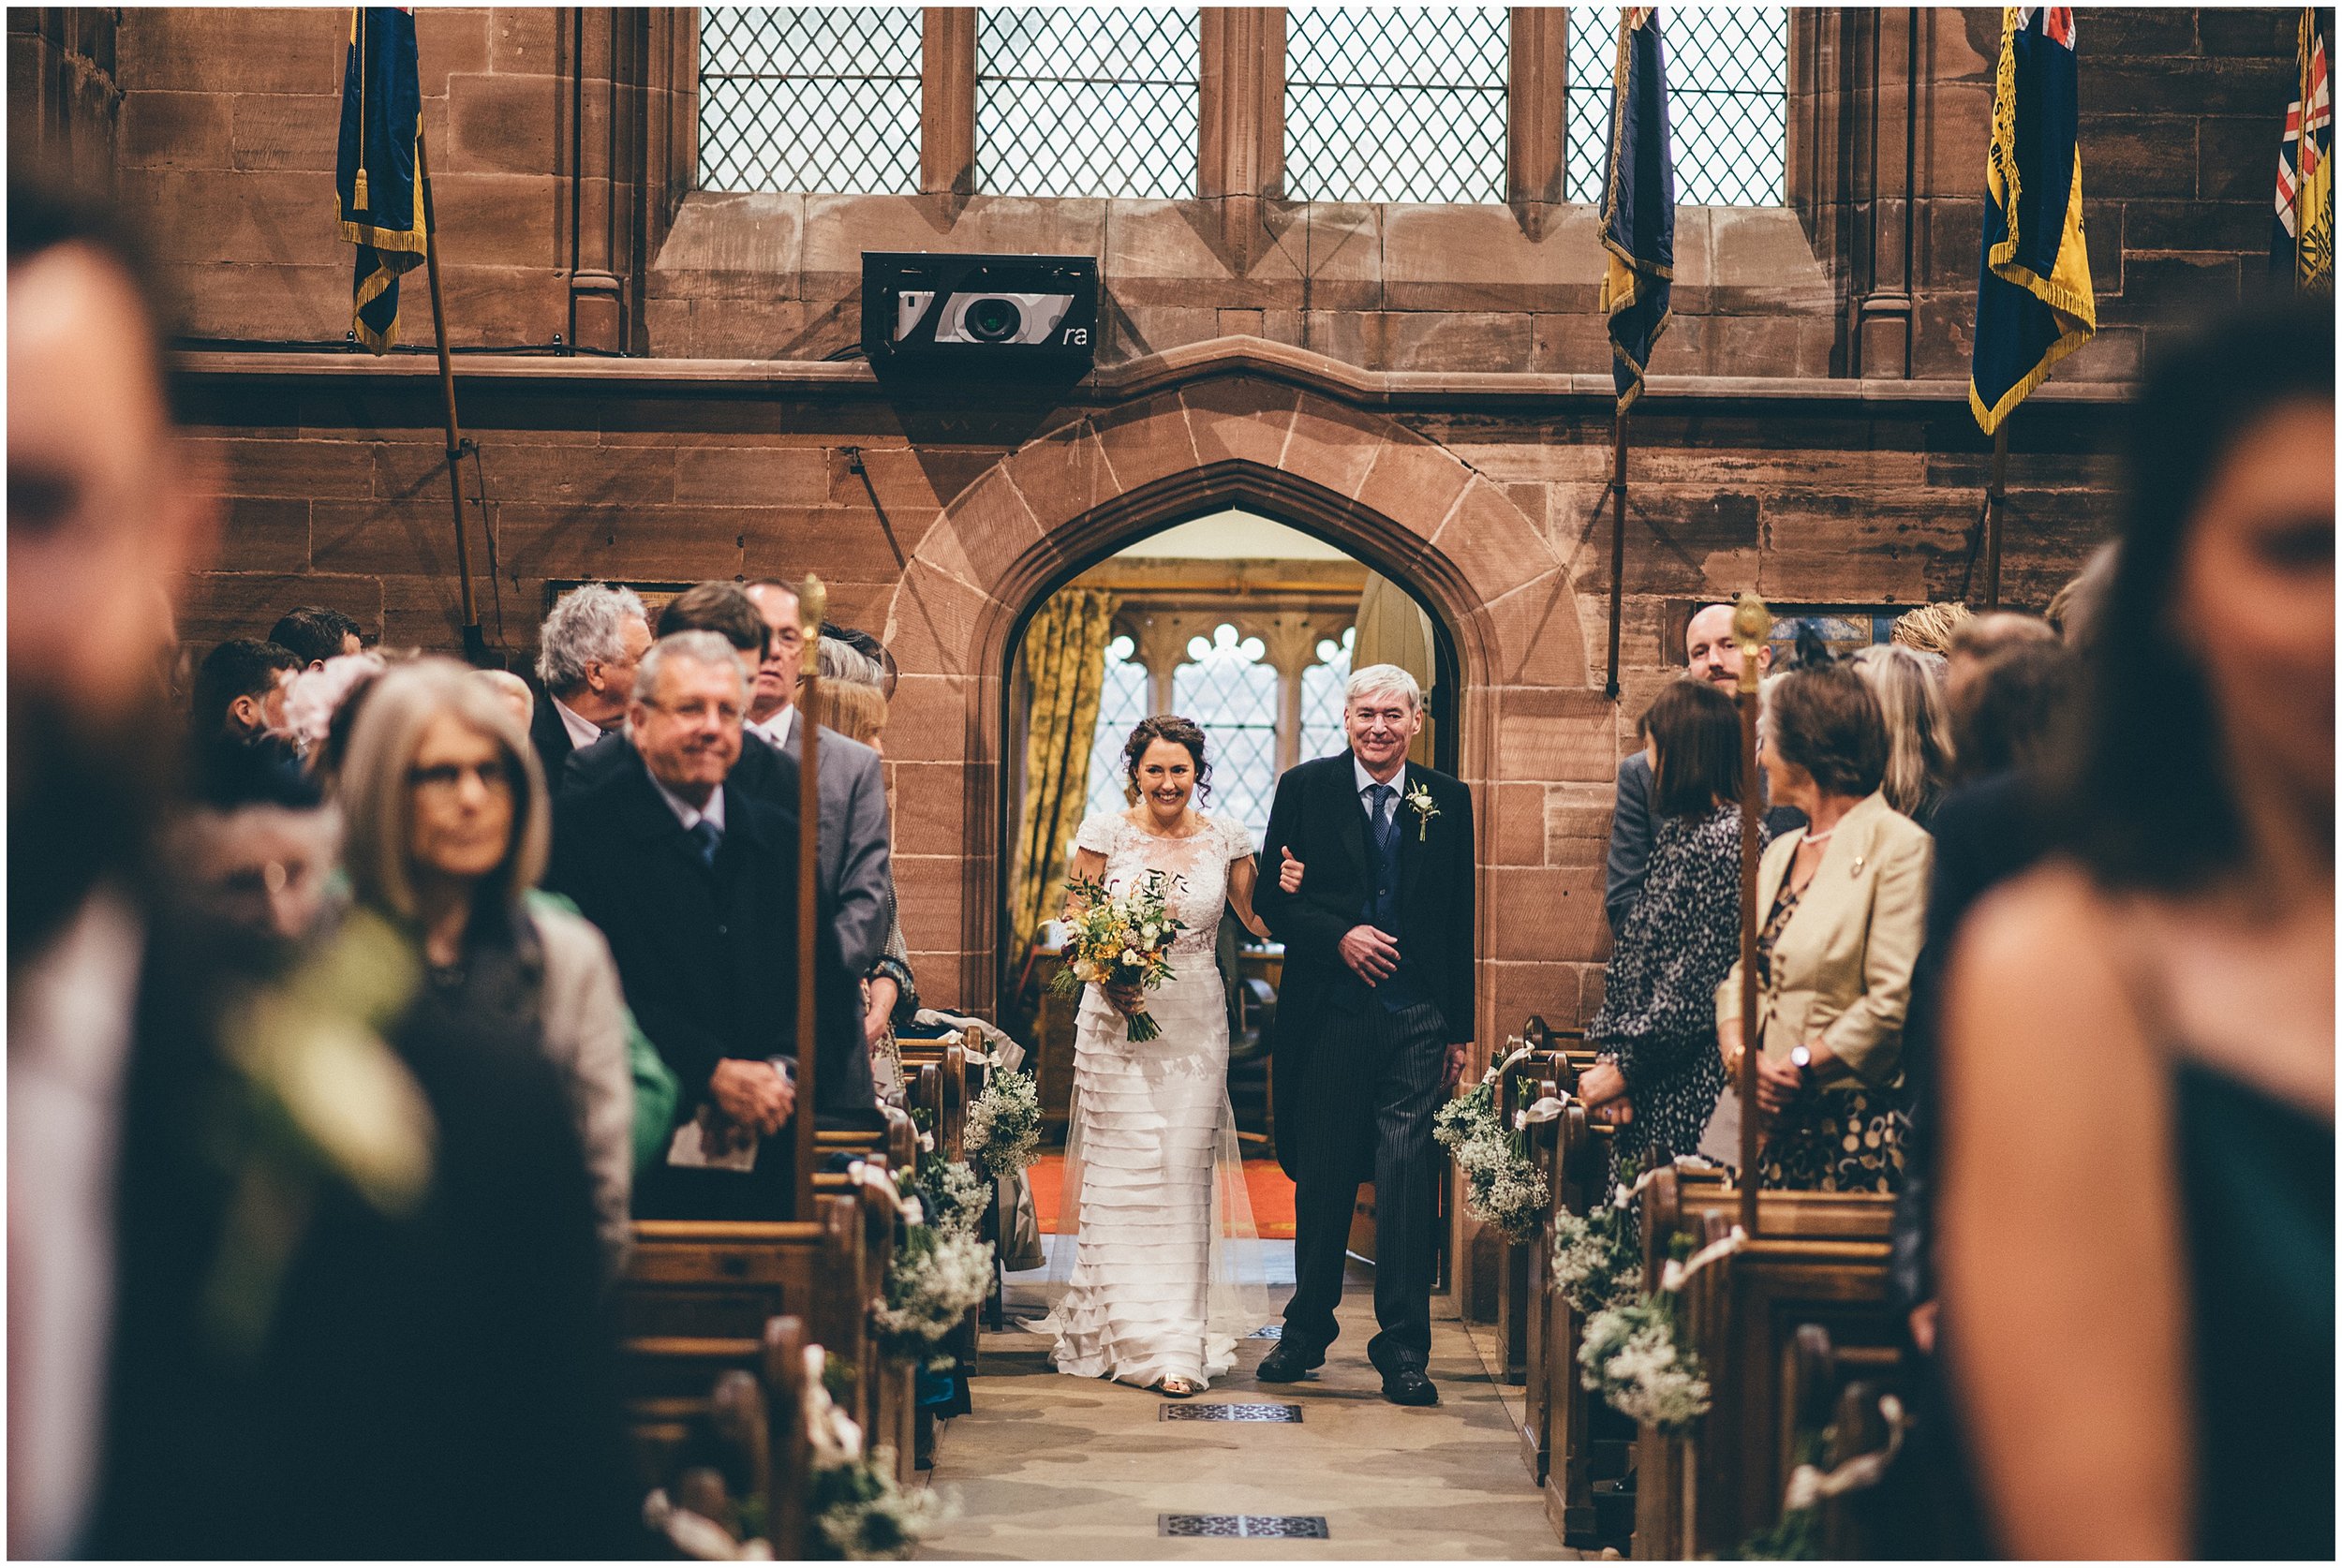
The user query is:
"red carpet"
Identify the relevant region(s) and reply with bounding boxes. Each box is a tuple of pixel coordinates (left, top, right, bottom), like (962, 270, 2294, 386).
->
(1025, 1153, 1297, 1239)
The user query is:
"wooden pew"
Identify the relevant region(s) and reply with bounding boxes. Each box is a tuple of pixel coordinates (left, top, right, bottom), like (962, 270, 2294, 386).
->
(639, 1314, 818, 1560)
(1629, 1166, 1899, 1561)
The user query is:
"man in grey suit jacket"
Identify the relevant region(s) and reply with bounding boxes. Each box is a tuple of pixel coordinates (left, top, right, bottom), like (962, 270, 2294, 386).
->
(744, 581, 894, 979)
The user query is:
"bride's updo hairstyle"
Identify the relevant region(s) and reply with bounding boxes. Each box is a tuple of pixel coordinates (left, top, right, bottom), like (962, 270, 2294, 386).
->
(1122, 714, 1212, 805)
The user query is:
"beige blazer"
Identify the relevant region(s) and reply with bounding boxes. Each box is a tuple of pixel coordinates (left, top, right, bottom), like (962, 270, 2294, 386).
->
(1715, 791, 1932, 1088)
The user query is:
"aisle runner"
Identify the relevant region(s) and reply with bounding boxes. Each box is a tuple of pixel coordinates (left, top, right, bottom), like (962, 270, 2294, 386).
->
(1026, 1153, 1297, 1239)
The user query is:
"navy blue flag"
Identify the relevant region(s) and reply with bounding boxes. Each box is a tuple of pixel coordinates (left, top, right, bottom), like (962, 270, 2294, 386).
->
(336, 7, 424, 353)
(1598, 7, 1675, 412)
(1969, 7, 2097, 435)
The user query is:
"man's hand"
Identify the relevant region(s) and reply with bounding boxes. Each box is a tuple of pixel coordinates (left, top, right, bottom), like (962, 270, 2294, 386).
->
(863, 975, 899, 1044)
(1339, 924, 1401, 984)
(1443, 1042, 1469, 1088)
(1278, 845, 1306, 895)
(709, 1058, 794, 1135)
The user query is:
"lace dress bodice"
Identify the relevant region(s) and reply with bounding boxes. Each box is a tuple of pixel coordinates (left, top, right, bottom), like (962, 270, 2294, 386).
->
(1074, 811, 1251, 965)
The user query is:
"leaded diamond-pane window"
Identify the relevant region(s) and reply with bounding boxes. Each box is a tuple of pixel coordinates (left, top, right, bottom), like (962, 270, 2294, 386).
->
(1564, 7, 1787, 207)
(699, 7, 922, 194)
(1299, 628, 1356, 763)
(977, 7, 1199, 198)
(1285, 7, 1508, 203)
(1173, 625, 1278, 849)
(1085, 634, 1153, 824)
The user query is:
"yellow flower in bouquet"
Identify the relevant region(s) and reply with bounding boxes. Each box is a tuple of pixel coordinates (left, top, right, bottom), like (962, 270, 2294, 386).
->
(1049, 869, 1186, 1042)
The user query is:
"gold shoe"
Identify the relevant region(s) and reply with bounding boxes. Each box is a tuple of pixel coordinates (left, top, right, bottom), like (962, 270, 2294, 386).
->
(1157, 1376, 1201, 1398)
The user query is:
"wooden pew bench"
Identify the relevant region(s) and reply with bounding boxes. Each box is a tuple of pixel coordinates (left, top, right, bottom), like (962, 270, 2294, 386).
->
(637, 1314, 818, 1560)
(1629, 1166, 1899, 1561)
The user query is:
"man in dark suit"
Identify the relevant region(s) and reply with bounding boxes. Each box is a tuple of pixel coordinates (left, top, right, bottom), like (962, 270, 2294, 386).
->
(1253, 664, 1475, 1407)
(528, 582, 650, 790)
(548, 629, 874, 1220)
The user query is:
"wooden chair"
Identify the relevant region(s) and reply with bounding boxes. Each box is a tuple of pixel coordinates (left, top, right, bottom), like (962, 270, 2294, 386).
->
(1629, 1166, 1899, 1561)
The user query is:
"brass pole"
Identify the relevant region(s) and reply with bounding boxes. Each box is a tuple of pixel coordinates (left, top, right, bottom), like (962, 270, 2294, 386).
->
(415, 132, 487, 665)
(1605, 408, 1629, 700)
(1732, 592, 1771, 1238)
(1983, 423, 2008, 611)
(793, 575, 827, 1219)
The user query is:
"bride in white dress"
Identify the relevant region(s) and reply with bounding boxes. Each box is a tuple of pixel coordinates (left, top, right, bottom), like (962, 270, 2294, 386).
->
(1043, 715, 1271, 1398)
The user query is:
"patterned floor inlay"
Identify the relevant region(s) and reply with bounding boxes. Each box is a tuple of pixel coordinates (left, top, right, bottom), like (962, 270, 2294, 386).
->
(1159, 1401, 1304, 1423)
(1160, 1514, 1331, 1538)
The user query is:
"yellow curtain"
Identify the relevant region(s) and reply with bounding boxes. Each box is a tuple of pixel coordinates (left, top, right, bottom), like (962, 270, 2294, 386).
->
(1355, 570, 1439, 767)
(1008, 588, 1119, 953)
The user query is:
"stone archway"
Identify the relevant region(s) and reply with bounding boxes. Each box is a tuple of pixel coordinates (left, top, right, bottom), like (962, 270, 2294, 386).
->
(881, 369, 1608, 1028)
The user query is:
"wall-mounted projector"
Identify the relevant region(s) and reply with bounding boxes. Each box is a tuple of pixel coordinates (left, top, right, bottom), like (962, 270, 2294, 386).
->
(861, 252, 1099, 380)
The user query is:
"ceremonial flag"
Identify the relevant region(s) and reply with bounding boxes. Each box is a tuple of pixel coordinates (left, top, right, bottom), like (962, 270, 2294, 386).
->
(1968, 7, 2096, 436)
(336, 7, 424, 353)
(1598, 7, 1675, 412)
(2272, 7, 2333, 292)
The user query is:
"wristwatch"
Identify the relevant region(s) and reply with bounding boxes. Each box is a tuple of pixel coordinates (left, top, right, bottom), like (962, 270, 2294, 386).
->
(1789, 1044, 1814, 1087)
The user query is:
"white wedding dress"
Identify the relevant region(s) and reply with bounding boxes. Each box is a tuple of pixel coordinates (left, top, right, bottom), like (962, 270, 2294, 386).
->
(1035, 809, 1268, 1390)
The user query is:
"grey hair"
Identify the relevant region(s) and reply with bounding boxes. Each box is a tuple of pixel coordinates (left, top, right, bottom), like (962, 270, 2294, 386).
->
(1344, 662, 1422, 714)
(818, 635, 883, 689)
(534, 583, 648, 695)
(634, 629, 749, 709)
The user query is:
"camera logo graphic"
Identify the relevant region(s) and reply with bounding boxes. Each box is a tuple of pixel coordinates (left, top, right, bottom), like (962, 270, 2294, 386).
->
(863, 253, 1100, 380)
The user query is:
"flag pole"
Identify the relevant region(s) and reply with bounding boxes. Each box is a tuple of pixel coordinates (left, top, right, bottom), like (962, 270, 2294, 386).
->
(1732, 591, 1771, 1239)
(415, 131, 489, 666)
(1605, 407, 1629, 701)
(793, 575, 828, 1220)
(1983, 422, 2008, 610)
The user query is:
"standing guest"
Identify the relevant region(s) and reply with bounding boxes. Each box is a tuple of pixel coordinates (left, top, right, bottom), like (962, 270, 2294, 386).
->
(1943, 610, 2054, 714)
(337, 660, 635, 1274)
(1939, 301, 2332, 1560)
(744, 578, 896, 976)
(1715, 664, 1930, 1193)
(268, 605, 363, 670)
(1574, 683, 1765, 1188)
(165, 749, 343, 952)
(1890, 600, 1972, 658)
(1851, 643, 1955, 831)
(549, 631, 875, 1220)
(1947, 639, 2071, 785)
(470, 666, 535, 731)
(529, 581, 650, 790)
(1606, 600, 1796, 932)
(192, 637, 300, 749)
(826, 622, 901, 700)
(2044, 540, 2117, 645)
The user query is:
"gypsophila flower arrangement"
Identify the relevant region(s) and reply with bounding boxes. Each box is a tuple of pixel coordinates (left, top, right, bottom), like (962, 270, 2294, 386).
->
(1579, 1295, 1711, 1430)
(1547, 1154, 1643, 1315)
(872, 1223, 995, 1372)
(810, 1448, 956, 1560)
(912, 1159, 988, 1241)
(964, 1068, 1040, 1180)
(1049, 870, 1186, 1041)
(1431, 1075, 1548, 1243)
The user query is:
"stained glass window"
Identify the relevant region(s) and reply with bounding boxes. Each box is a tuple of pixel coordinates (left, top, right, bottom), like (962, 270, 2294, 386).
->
(1564, 7, 1787, 207)
(977, 7, 1200, 198)
(1084, 634, 1152, 824)
(1284, 7, 1508, 203)
(1298, 627, 1356, 763)
(1172, 624, 1279, 849)
(698, 7, 924, 195)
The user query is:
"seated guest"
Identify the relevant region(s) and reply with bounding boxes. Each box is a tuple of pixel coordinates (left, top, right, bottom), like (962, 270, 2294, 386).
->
(1716, 663, 1930, 1193)
(529, 581, 649, 787)
(1575, 682, 1765, 1190)
(549, 631, 876, 1220)
(1944, 610, 2054, 713)
(1606, 599, 1797, 932)
(1940, 301, 2332, 1559)
(745, 578, 895, 977)
(338, 659, 635, 1272)
(1852, 643, 1955, 830)
(267, 605, 363, 670)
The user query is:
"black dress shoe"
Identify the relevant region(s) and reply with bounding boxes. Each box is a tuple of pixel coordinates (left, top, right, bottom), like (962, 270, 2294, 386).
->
(1380, 1365, 1439, 1406)
(1255, 1340, 1324, 1383)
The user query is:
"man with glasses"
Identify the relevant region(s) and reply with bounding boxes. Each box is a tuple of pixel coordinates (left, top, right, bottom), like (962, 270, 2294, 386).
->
(548, 630, 875, 1219)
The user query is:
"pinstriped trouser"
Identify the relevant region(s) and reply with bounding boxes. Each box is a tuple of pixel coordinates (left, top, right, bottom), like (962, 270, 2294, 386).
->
(1282, 999, 1446, 1370)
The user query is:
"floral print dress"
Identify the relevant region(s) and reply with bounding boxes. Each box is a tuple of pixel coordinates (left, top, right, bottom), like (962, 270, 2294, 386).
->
(1752, 875, 1909, 1194)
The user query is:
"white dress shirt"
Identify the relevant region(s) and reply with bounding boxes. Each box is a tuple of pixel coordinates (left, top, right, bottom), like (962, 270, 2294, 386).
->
(746, 703, 794, 753)
(1354, 752, 1408, 820)
(551, 694, 605, 752)
(650, 774, 727, 836)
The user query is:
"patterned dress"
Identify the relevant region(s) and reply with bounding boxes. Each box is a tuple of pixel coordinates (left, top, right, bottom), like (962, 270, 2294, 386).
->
(1752, 874, 1909, 1193)
(1587, 806, 1763, 1192)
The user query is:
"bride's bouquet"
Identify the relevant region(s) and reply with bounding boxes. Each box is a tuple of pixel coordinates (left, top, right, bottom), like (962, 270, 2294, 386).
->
(1049, 870, 1186, 1042)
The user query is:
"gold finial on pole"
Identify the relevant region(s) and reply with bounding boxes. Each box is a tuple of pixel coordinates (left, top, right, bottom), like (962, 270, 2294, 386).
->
(793, 572, 828, 1218)
(1732, 589, 1770, 1236)
(1732, 592, 1773, 694)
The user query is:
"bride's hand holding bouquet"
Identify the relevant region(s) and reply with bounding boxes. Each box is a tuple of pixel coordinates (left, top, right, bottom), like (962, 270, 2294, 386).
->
(1051, 869, 1186, 1042)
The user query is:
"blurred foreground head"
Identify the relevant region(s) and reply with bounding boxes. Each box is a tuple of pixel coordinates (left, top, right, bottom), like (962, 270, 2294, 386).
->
(7, 170, 215, 968)
(2069, 295, 2335, 891)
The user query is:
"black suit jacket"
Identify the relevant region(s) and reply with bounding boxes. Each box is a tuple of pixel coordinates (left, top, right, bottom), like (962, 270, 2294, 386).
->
(528, 684, 581, 791)
(546, 742, 874, 1133)
(1254, 752, 1476, 1176)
